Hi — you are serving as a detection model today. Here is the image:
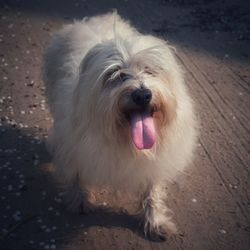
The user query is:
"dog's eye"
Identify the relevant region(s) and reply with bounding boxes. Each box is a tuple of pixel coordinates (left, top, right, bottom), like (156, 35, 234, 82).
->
(103, 68, 120, 83)
(119, 73, 131, 82)
(144, 66, 155, 76)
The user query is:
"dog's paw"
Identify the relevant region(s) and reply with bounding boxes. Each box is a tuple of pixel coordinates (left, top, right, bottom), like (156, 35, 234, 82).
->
(63, 189, 95, 214)
(79, 199, 96, 214)
(144, 216, 177, 241)
(66, 196, 96, 214)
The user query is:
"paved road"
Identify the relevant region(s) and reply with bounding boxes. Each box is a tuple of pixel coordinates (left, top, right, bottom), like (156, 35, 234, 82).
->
(0, 0, 249, 249)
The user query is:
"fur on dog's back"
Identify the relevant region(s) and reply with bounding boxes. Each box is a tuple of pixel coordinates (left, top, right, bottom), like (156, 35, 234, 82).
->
(43, 12, 198, 193)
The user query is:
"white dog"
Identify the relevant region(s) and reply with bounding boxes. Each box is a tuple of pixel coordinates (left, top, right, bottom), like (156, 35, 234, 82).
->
(43, 12, 197, 240)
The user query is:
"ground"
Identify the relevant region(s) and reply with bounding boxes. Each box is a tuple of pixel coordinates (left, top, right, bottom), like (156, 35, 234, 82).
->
(0, 0, 249, 249)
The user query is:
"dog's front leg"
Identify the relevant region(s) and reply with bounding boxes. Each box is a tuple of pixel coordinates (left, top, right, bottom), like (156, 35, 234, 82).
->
(63, 175, 95, 214)
(142, 182, 177, 240)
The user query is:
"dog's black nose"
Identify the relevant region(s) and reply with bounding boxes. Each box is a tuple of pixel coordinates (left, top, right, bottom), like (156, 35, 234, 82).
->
(131, 88, 152, 106)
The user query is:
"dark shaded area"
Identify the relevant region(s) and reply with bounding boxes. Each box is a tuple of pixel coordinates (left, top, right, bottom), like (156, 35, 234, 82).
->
(0, 0, 250, 60)
(0, 126, 152, 250)
(159, 0, 250, 40)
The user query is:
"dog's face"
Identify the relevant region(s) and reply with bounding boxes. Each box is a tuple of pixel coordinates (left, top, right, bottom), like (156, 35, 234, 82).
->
(75, 42, 177, 151)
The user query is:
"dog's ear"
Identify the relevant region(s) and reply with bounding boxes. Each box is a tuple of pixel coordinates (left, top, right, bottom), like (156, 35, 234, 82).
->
(79, 44, 104, 75)
(79, 43, 113, 76)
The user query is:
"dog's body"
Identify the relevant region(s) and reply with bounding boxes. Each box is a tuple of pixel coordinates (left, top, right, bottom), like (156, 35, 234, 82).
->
(43, 13, 197, 240)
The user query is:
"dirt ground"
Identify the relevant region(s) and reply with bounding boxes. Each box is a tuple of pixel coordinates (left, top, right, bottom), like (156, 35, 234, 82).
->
(0, 0, 249, 249)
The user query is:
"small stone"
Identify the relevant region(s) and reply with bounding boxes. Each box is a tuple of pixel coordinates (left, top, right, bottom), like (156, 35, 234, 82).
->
(50, 244, 56, 249)
(192, 198, 197, 203)
(54, 197, 62, 203)
(34, 160, 39, 165)
(37, 218, 42, 223)
(219, 229, 227, 234)
(13, 211, 21, 221)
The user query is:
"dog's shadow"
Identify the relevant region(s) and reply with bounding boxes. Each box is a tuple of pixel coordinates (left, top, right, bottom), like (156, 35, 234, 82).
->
(0, 125, 169, 249)
(75, 206, 142, 234)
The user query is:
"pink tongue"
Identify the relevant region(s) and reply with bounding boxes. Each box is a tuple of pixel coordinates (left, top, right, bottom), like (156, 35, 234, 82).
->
(130, 112, 156, 150)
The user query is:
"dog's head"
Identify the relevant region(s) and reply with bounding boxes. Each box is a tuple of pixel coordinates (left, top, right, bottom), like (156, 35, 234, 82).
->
(74, 39, 179, 152)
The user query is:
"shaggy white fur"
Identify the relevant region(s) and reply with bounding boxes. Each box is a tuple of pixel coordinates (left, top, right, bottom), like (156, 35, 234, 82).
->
(43, 12, 198, 240)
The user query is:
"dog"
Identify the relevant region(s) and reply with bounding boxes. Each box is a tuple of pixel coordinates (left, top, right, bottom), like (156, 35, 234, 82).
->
(43, 12, 198, 240)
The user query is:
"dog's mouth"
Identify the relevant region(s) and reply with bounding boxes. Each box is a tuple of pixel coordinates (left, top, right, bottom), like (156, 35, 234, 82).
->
(123, 106, 157, 150)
